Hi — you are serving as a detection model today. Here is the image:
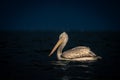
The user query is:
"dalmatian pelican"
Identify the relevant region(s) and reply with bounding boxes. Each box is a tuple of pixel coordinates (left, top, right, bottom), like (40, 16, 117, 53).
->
(49, 32, 101, 61)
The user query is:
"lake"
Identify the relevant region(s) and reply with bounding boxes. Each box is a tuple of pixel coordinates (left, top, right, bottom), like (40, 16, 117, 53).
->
(0, 31, 119, 80)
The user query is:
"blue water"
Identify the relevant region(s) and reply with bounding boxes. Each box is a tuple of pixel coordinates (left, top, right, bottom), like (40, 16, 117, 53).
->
(0, 31, 119, 80)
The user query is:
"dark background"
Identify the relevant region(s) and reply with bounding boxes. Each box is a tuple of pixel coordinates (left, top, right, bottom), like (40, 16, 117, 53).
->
(1, 0, 120, 31)
(0, 0, 120, 80)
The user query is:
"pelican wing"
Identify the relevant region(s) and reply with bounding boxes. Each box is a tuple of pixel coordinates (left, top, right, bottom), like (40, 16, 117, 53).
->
(62, 46, 96, 59)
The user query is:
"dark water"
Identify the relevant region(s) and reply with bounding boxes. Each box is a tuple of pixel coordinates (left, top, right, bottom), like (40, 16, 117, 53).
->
(0, 31, 120, 80)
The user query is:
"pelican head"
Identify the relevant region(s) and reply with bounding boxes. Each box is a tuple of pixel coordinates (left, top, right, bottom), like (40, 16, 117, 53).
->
(49, 32, 68, 56)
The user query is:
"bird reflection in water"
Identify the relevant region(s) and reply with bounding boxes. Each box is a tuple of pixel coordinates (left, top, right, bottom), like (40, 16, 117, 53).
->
(49, 61, 94, 80)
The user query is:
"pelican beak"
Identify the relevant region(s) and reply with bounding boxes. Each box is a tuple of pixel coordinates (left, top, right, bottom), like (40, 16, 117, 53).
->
(49, 38, 64, 56)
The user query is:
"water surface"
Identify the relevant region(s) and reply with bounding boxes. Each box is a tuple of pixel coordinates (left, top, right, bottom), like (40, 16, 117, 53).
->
(0, 31, 119, 80)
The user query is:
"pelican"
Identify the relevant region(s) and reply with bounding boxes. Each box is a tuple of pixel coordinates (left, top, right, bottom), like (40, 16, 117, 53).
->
(49, 32, 101, 61)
